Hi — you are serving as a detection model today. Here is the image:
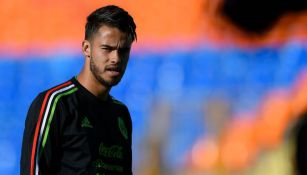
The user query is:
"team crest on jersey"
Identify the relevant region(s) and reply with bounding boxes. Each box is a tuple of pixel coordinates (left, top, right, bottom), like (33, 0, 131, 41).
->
(118, 117, 128, 140)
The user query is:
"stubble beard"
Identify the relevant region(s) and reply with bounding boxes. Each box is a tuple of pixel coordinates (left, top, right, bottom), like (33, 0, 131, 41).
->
(89, 56, 121, 88)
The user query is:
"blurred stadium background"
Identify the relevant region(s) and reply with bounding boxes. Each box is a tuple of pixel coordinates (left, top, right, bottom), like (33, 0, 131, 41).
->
(1, 0, 307, 174)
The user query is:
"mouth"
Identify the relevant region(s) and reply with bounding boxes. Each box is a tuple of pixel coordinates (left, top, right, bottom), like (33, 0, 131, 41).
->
(105, 66, 121, 77)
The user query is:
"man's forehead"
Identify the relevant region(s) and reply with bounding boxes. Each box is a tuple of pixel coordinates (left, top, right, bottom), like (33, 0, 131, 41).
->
(94, 26, 132, 47)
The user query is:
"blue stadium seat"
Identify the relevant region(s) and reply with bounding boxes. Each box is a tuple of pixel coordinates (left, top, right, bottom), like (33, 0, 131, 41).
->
(0, 60, 18, 101)
(48, 55, 83, 85)
(186, 49, 220, 90)
(276, 42, 307, 87)
(0, 140, 17, 175)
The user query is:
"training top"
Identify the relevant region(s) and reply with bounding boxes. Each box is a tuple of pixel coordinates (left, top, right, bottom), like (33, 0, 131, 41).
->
(20, 77, 133, 175)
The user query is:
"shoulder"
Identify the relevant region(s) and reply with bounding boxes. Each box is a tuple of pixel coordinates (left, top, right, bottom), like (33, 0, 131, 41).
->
(32, 79, 78, 108)
(110, 96, 132, 133)
(42, 79, 77, 98)
(110, 96, 130, 114)
(41, 79, 77, 96)
(110, 96, 128, 108)
(25, 80, 78, 127)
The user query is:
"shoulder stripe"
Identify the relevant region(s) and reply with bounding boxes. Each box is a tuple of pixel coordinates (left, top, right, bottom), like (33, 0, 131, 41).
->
(41, 86, 77, 149)
(35, 85, 77, 175)
(36, 84, 76, 155)
(30, 81, 73, 175)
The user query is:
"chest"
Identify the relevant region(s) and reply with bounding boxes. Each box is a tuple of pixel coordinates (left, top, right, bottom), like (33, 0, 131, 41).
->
(58, 105, 132, 174)
(62, 105, 130, 147)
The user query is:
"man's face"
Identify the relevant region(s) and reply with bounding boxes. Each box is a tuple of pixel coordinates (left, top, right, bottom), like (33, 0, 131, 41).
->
(83, 25, 132, 88)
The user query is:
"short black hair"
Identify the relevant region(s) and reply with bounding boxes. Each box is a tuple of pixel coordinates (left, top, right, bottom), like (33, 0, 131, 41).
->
(85, 5, 137, 42)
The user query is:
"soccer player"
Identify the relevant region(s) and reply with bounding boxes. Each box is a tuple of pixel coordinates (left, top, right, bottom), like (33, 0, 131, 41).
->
(20, 5, 137, 175)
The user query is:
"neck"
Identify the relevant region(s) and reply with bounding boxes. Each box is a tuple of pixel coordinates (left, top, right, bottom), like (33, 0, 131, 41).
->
(77, 68, 110, 101)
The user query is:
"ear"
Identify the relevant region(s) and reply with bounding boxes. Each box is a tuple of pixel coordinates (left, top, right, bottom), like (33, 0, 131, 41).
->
(82, 40, 91, 59)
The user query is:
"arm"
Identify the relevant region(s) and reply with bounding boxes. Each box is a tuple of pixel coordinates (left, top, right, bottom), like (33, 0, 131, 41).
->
(20, 92, 63, 175)
(21, 93, 44, 175)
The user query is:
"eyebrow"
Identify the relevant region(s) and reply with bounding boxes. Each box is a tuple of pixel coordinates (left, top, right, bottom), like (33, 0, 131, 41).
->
(100, 44, 131, 50)
(100, 44, 116, 49)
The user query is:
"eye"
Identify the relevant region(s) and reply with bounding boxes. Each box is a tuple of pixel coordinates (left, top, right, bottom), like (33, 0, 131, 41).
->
(102, 47, 113, 51)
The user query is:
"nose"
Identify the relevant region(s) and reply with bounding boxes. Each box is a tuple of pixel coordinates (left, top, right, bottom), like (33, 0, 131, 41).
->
(110, 50, 120, 64)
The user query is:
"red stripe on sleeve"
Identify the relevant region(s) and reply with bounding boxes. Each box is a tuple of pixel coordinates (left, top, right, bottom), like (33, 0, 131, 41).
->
(30, 81, 72, 175)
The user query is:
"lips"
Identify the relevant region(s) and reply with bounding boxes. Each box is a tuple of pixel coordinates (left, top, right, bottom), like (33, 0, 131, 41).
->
(105, 66, 121, 76)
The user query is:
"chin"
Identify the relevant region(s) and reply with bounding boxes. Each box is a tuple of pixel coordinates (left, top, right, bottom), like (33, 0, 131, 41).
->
(110, 79, 121, 86)
(101, 78, 121, 87)
(106, 76, 122, 86)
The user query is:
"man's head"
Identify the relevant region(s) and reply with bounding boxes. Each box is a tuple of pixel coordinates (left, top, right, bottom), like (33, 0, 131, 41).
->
(82, 5, 137, 88)
(85, 5, 137, 42)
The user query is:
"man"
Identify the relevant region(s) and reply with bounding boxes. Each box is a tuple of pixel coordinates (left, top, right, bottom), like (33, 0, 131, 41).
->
(21, 5, 137, 175)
